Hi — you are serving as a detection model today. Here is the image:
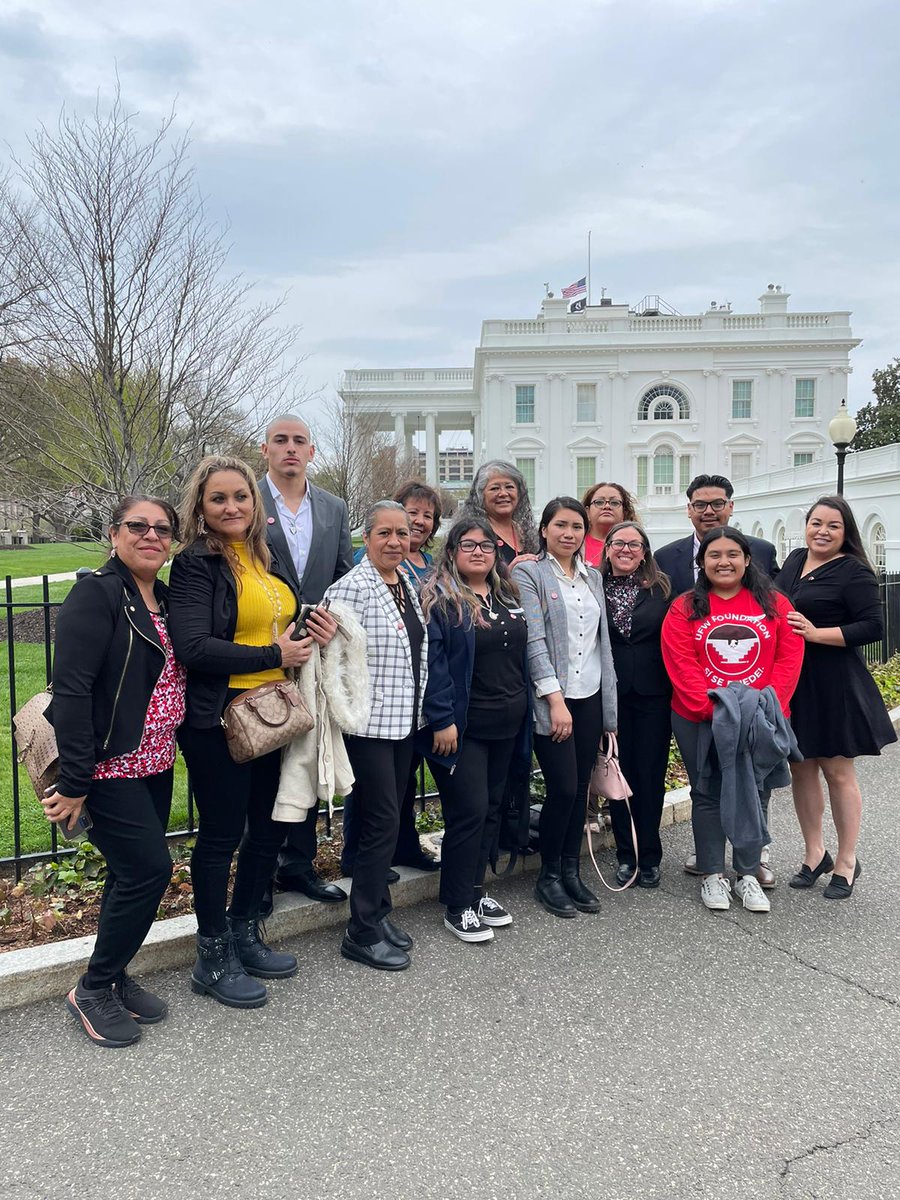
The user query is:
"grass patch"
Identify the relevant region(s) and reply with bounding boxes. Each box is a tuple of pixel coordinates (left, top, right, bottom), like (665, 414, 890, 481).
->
(0, 542, 105, 580)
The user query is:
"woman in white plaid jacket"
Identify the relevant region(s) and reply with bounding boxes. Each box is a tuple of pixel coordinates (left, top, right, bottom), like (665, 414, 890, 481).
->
(325, 500, 429, 972)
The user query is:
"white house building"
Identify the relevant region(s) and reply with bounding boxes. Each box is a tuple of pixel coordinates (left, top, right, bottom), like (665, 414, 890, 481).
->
(341, 285, 899, 564)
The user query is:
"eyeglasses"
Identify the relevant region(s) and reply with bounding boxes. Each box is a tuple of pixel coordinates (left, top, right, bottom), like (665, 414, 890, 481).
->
(118, 520, 175, 540)
(591, 498, 622, 509)
(689, 499, 729, 513)
(458, 540, 497, 554)
(607, 539, 644, 552)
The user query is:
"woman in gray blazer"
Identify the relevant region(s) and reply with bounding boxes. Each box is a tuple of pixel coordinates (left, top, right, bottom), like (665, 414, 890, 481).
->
(513, 498, 617, 918)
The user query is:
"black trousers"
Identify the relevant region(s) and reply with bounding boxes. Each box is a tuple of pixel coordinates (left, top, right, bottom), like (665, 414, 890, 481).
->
(431, 734, 517, 911)
(610, 690, 671, 870)
(83, 770, 173, 989)
(276, 798, 321, 879)
(179, 725, 288, 936)
(343, 733, 414, 945)
(533, 690, 604, 862)
(341, 756, 423, 872)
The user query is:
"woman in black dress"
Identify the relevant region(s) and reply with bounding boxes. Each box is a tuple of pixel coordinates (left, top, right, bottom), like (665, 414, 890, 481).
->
(776, 496, 896, 899)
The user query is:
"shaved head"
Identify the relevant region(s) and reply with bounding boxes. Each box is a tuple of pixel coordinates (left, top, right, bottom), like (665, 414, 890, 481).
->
(264, 413, 312, 442)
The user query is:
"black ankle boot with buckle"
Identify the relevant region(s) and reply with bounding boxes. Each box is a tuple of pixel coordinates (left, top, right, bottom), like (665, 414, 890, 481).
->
(191, 933, 268, 1009)
(227, 917, 298, 979)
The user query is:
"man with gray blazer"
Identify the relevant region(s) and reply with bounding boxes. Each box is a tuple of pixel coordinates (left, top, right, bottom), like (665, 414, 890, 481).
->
(655, 472, 779, 887)
(260, 414, 353, 904)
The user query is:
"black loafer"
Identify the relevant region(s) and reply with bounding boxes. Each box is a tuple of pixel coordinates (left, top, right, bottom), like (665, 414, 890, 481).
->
(275, 873, 348, 904)
(823, 859, 861, 900)
(386, 868, 401, 884)
(381, 916, 414, 950)
(616, 863, 638, 888)
(789, 851, 834, 890)
(638, 867, 661, 889)
(340, 934, 410, 971)
(394, 854, 441, 873)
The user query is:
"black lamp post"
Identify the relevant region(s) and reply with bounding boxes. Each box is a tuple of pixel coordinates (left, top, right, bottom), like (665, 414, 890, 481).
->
(827, 400, 857, 495)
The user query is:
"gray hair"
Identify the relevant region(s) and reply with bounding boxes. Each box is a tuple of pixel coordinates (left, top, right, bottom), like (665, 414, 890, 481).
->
(264, 413, 313, 442)
(458, 459, 539, 555)
(363, 499, 409, 537)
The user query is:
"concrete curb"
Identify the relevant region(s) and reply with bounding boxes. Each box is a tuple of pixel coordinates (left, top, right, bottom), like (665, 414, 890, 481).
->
(0, 788, 693, 1011)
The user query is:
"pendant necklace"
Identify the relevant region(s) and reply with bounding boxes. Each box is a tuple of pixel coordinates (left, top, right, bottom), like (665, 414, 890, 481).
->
(480, 589, 499, 621)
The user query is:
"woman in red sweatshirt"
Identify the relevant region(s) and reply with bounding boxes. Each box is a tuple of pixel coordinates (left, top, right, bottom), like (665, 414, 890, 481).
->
(662, 527, 804, 914)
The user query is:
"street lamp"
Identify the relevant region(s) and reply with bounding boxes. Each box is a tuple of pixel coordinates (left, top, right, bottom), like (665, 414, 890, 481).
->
(828, 399, 857, 495)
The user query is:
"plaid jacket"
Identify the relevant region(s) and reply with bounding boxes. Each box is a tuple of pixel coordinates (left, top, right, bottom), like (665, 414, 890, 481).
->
(325, 556, 428, 739)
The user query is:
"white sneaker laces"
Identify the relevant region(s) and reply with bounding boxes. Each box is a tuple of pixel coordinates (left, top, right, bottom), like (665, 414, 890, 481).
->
(459, 907, 480, 930)
(479, 896, 500, 914)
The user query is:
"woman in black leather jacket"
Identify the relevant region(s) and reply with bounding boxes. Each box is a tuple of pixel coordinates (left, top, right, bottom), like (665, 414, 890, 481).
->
(45, 496, 184, 1049)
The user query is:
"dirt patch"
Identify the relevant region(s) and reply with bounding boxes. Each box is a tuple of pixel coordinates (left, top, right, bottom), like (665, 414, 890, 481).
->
(0, 608, 60, 644)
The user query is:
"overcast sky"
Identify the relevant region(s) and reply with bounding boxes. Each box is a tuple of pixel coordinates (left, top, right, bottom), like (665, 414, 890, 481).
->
(2, 0, 898, 437)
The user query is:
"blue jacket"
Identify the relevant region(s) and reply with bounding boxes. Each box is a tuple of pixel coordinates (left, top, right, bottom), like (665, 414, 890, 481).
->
(416, 591, 532, 774)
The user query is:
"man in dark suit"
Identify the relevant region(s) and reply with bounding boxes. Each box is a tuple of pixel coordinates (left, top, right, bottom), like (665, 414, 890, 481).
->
(260, 414, 353, 904)
(655, 473, 779, 888)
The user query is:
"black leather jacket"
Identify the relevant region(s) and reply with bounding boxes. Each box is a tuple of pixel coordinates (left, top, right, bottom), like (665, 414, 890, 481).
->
(168, 541, 298, 729)
(49, 555, 169, 796)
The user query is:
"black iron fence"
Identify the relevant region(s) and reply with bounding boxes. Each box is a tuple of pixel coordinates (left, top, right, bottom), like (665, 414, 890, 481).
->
(3, 570, 899, 880)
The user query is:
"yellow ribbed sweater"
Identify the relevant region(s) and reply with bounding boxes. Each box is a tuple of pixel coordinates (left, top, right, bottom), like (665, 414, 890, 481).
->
(228, 542, 296, 690)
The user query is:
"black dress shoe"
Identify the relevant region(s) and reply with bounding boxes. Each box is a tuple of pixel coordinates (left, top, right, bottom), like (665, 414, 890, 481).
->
(381, 916, 414, 950)
(616, 862, 638, 888)
(386, 868, 401, 885)
(394, 854, 441, 873)
(789, 851, 834, 890)
(275, 873, 348, 904)
(638, 866, 661, 889)
(823, 859, 861, 900)
(340, 934, 410, 971)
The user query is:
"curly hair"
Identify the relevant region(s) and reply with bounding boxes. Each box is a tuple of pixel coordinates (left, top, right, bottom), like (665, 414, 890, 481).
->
(456, 460, 539, 555)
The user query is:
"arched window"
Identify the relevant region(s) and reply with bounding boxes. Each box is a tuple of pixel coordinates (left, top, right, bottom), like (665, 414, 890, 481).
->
(774, 523, 789, 567)
(752, 522, 765, 539)
(869, 522, 887, 574)
(638, 384, 691, 421)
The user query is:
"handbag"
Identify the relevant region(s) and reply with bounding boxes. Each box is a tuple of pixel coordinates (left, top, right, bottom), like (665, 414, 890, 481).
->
(13, 687, 60, 800)
(222, 679, 314, 764)
(585, 732, 639, 892)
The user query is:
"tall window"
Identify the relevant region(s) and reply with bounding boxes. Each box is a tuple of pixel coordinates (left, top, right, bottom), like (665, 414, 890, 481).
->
(653, 446, 674, 492)
(732, 380, 753, 420)
(636, 456, 648, 497)
(638, 384, 691, 421)
(793, 451, 814, 467)
(731, 452, 753, 481)
(795, 378, 816, 418)
(515, 457, 536, 496)
(679, 454, 692, 492)
(575, 456, 596, 493)
(576, 383, 597, 424)
(515, 385, 535, 424)
(870, 522, 887, 574)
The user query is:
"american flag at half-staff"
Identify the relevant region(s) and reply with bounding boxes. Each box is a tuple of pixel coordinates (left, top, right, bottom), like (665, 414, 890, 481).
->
(562, 277, 587, 299)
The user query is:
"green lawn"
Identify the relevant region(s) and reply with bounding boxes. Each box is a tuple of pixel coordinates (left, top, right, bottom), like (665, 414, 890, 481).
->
(0, 542, 105, 580)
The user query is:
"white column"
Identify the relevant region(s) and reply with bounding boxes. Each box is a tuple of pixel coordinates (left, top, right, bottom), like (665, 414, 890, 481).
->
(425, 412, 438, 484)
(394, 412, 405, 449)
(473, 409, 482, 468)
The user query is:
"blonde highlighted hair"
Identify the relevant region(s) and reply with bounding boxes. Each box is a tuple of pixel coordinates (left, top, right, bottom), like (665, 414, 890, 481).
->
(177, 455, 270, 574)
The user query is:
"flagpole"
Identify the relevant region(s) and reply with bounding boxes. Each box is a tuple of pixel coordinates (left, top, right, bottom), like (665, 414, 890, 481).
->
(587, 230, 592, 307)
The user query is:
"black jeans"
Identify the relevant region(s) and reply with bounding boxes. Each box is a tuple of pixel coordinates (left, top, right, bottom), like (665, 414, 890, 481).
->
(83, 771, 173, 989)
(534, 690, 605, 862)
(276, 799, 321, 880)
(179, 724, 289, 936)
(610, 691, 671, 870)
(431, 734, 517, 911)
(341, 756, 423, 872)
(343, 733, 414, 945)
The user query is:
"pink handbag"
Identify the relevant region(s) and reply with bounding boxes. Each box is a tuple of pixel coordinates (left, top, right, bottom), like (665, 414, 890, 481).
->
(586, 732, 639, 892)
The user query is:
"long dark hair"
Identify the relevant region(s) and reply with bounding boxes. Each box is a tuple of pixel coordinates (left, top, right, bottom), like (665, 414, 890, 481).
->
(805, 494, 873, 571)
(687, 526, 779, 619)
(600, 521, 671, 598)
(420, 518, 520, 628)
(537, 497, 589, 560)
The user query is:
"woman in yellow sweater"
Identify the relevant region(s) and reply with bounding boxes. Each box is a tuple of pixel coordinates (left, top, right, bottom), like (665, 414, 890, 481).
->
(170, 456, 336, 1009)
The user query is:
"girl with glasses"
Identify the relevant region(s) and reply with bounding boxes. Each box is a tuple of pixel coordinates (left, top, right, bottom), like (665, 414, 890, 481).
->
(418, 521, 531, 941)
(580, 483, 638, 568)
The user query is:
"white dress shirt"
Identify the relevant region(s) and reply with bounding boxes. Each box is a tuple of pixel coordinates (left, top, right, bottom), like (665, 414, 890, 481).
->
(692, 533, 701, 580)
(267, 473, 313, 583)
(534, 555, 603, 701)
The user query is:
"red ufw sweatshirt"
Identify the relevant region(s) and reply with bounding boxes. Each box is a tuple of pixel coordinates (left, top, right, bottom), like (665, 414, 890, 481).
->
(661, 587, 804, 723)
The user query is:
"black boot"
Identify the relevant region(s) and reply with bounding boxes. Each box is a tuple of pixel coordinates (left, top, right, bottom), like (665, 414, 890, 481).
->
(534, 859, 578, 918)
(227, 917, 298, 979)
(561, 856, 601, 913)
(190, 933, 268, 1009)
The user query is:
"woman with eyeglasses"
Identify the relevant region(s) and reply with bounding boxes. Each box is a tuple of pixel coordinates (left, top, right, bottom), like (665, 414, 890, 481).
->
(581, 482, 638, 568)
(456, 460, 540, 570)
(418, 520, 531, 942)
(44, 497, 185, 1048)
(513, 497, 617, 918)
(600, 523, 672, 887)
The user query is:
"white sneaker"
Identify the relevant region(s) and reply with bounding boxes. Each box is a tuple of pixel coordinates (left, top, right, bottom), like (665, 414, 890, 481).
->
(443, 907, 494, 943)
(477, 894, 512, 927)
(735, 874, 771, 912)
(701, 874, 731, 911)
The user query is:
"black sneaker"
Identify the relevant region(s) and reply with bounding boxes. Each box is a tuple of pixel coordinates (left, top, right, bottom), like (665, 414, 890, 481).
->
(443, 907, 494, 943)
(113, 972, 168, 1024)
(477, 894, 512, 927)
(66, 977, 142, 1048)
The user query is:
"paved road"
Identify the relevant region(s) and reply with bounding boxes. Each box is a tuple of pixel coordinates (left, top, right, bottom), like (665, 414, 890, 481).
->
(3, 745, 899, 1200)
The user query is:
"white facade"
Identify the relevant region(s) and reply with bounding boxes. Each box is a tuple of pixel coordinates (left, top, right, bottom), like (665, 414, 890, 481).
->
(342, 285, 869, 544)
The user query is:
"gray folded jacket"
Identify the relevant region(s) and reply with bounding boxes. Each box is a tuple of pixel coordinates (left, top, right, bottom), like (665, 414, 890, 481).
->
(697, 683, 802, 853)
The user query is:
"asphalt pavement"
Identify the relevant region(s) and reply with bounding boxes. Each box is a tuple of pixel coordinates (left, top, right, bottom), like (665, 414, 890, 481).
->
(2, 743, 899, 1200)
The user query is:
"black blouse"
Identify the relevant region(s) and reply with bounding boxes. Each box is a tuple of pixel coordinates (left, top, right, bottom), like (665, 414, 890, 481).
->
(468, 595, 528, 740)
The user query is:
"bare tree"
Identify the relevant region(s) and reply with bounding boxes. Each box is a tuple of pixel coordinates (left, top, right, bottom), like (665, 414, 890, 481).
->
(0, 90, 300, 516)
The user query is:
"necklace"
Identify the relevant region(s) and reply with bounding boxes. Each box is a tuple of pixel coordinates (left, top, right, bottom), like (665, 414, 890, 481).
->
(388, 578, 406, 615)
(478, 588, 499, 621)
(254, 565, 284, 639)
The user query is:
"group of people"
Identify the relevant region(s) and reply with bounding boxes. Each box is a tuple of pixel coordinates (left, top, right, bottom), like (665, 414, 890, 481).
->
(41, 416, 895, 1049)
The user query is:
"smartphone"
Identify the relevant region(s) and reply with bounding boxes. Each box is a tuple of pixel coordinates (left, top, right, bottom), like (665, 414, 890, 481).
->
(291, 598, 331, 640)
(58, 807, 93, 842)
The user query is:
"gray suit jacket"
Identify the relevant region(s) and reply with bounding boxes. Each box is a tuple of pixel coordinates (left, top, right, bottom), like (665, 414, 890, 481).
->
(260, 476, 353, 604)
(512, 557, 617, 737)
(655, 533, 779, 597)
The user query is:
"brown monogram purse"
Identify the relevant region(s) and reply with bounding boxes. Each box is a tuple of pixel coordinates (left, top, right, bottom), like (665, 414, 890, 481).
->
(222, 680, 314, 764)
(13, 687, 60, 800)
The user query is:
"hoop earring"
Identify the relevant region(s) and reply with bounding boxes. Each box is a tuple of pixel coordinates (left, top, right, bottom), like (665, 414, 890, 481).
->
(197, 514, 207, 536)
